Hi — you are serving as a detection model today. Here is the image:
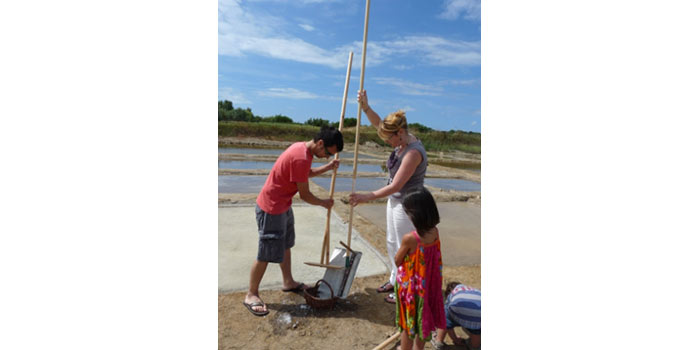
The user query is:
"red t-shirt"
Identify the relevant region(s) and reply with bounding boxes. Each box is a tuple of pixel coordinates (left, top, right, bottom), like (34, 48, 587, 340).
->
(256, 142, 313, 214)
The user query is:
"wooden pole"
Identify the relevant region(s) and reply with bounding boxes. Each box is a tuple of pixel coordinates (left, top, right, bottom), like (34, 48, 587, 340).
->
(303, 262, 343, 270)
(372, 332, 401, 350)
(319, 51, 353, 265)
(347, 0, 371, 266)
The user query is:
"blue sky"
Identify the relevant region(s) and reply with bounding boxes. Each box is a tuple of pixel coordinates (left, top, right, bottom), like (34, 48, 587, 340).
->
(218, 0, 481, 132)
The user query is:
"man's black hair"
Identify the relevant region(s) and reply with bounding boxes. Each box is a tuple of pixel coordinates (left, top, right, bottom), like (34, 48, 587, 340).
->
(402, 187, 440, 236)
(314, 125, 344, 152)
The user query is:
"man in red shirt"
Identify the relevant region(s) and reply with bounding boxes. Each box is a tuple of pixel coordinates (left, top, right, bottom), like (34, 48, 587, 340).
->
(243, 126, 344, 316)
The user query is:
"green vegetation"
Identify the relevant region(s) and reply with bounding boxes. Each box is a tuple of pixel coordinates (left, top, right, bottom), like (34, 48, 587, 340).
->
(303, 117, 357, 128)
(218, 100, 480, 154)
(304, 118, 330, 127)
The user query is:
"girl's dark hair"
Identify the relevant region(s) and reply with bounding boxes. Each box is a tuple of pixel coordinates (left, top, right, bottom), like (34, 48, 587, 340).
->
(444, 281, 461, 299)
(313, 125, 344, 152)
(402, 187, 440, 236)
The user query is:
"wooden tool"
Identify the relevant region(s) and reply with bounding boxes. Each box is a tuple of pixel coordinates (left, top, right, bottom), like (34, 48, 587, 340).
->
(346, 0, 371, 267)
(372, 332, 401, 350)
(305, 51, 353, 268)
(303, 262, 343, 270)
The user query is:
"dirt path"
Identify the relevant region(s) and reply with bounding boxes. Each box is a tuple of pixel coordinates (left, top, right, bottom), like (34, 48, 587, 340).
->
(218, 137, 480, 350)
(219, 264, 480, 350)
(218, 195, 480, 349)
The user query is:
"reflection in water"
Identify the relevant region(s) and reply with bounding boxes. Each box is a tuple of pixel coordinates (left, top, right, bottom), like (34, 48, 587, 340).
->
(218, 160, 384, 173)
(217, 175, 480, 194)
(313, 177, 481, 193)
(218, 175, 268, 193)
(218, 161, 273, 170)
(311, 177, 389, 192)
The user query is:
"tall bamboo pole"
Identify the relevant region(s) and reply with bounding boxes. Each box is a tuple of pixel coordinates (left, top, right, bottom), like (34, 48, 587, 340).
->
(347, 0, 371, 267)
(320, 51, 354, 264)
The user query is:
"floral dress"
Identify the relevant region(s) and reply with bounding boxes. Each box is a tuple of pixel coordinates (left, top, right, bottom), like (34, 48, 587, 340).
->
(395, 230, 446, 341)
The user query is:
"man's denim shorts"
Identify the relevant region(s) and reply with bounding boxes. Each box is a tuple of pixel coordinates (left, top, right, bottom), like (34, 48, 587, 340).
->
(255, 205, 295, 263)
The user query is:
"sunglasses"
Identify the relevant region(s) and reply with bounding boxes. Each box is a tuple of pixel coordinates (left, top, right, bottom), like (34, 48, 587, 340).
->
(382, 131, 399, 143)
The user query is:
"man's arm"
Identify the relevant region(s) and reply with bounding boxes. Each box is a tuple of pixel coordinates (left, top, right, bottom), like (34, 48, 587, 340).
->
(309, 159, 340, 178)
(297, 181, 333, 209)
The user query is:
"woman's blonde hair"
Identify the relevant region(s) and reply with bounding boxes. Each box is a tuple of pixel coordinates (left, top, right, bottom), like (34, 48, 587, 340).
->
(378, 110, 408, 141)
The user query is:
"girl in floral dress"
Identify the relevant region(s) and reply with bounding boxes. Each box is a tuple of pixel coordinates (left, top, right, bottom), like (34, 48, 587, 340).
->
(394, 187, 445, 350)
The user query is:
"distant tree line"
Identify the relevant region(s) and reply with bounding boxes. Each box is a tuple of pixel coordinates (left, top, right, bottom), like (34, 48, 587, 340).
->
(218, 99, 477, 135)
(218, 100, 294, 124)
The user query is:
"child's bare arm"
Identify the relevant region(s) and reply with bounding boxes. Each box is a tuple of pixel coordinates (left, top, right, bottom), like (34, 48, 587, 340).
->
(394, 233, 416, 267)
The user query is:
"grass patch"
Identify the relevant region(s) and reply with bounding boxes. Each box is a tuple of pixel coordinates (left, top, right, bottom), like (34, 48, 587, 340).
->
(219, 121, 480, 154)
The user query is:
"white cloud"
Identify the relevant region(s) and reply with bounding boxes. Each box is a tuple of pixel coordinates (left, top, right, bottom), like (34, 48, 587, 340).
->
(247, 0, 340, 3)
(402, 106, 416, 112)
(258, 88, 319, 99)
(218, 86, 250, 105)
(342, 36, 480, 68)
(440, 79, 480, 86)
(471, 120, 478, 126)
(219, 1, 480, 69)
(218, 0, 348, 68)
(439, 0, 481, 21)
(374, 77, 442, 96)
(299, 23, 315, 31)
(385, 36, 480, 66)
(298, 0, 339, 3)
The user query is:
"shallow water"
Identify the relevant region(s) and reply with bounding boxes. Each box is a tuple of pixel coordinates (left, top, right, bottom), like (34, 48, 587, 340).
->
(311, 177, 390, 192)
(218, 175, 268, 193)
(218, 174, 396, 194)
(313, 177, 481, 193)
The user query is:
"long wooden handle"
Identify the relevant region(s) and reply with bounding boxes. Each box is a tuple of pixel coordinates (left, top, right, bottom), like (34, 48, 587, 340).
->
(304, 262, 343, 270)
(347, 0, 371, 254)
(372, 332, 401, 350)
(320, 51, 354, 264)
(339, 240, 355, 254)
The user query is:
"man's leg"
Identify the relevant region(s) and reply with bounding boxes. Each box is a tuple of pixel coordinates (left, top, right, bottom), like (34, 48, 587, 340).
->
(245, 259, 269, 313)
(247, 205, 274, 313)
(279, 247, 302, 290)
(279, 208, 302, 290)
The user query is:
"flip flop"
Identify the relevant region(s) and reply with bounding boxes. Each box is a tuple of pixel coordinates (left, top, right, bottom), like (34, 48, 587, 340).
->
(376, 282, 393, 293)
(384, 293, 396, 304)
(242, 301, 269, 316)
(282, 282, 307, 293)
